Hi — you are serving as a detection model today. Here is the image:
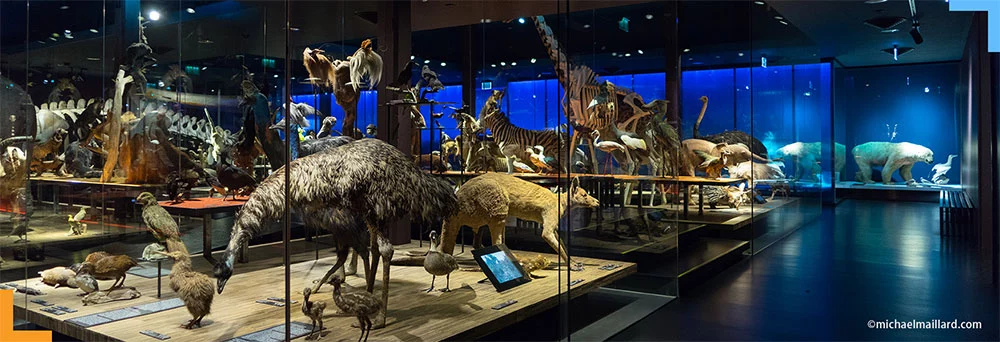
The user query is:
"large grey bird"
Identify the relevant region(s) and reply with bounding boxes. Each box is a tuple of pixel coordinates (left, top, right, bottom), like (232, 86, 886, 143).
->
(214, 138, 456, 329)
(299, 136, 355, 158)
(136, 192, 179, 242)
(269, 102, 314, 131)
(420, 65, 444, 93)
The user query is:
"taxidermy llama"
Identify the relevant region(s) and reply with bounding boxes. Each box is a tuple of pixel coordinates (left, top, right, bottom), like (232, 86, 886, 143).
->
(215, 138, 456, 328)
(438, 173, 599, 271)
(852, 141, 933, 185)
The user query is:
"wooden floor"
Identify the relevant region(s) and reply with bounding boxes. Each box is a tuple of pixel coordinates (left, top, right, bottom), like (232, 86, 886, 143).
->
(13, 241, 634, 342)
(609, 200, 999, 341)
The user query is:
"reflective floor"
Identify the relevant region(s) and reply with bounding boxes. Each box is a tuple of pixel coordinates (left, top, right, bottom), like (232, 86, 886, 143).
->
(611, 200, 999, 341)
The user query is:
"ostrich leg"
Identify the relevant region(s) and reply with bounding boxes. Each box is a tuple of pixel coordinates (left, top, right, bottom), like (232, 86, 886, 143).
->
(311, 247, 350, 294)
(373, 232, 393, 329)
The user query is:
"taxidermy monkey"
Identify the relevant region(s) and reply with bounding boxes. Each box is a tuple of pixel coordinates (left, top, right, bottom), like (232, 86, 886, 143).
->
(438, 173, 599, 271)
(852, 141, 933, 186)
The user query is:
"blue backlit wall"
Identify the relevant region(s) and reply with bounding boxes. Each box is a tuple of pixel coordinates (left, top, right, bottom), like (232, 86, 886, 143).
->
(836, 63, 961, 183)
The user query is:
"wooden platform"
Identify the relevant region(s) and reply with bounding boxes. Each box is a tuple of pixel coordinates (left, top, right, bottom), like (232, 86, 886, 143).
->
(436, 170, 745, 185)
(12, 242, 635, 342)
(676, 198, 800, 230)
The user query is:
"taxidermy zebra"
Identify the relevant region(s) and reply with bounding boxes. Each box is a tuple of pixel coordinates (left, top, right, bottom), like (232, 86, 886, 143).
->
(214, 138, 456, 329)
(478, 90, 565, 173)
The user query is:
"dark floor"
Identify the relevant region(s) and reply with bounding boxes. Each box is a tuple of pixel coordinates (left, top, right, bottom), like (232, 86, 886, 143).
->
(611, 199, 999, 341)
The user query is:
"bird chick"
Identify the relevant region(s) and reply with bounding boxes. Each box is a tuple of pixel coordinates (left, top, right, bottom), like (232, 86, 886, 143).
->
(136, 192, 180, 242)
(423, 230, 458, 292)
(330, 274, 381, 342)
(302, 287, 327, 340)
(157, 251, 214, 329)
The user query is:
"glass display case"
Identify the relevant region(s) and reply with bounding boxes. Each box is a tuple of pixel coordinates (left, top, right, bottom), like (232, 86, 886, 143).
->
(13, 0, 978, 341)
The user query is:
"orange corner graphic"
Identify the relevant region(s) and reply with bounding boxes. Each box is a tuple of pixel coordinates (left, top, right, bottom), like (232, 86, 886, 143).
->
(1, 289, 51, 342)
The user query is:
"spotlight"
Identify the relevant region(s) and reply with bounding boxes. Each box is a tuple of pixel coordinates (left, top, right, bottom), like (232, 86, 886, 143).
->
(186, 8, 196, 14)
(583, 24, 591, 29)
(158, 81, 165, 87)
(638, 50, 644, 55)
(500, 62, 506, 66)
(924, 87, 930, 93)
(90, 29, 99, 33)
(612, 52, 617, 57)
(440, 62, 447, 67)
(909, 23, 923, 44)
(624, 53, 631, 57)
(201, 66, 207, 70)
(683, 48, 690, 53)
(738, 52, 744, 57)
(754, 1, 765, 5)
(273, 74, 278, 78)
(148, 10, 161, 21)
(511, 62, 517, 66)
(518, 18, 525, 24)
(530, 58, 537, 63)
(65, 29, 71, 34)
(60, 5, 69, 10)
(424, 59, 430, 64)
(49, 37, 58, 41)
(779, 20, 789, 25)
(645, 14, 654, 20)
(491, 64, 496, 67)
(410, 55, 415, 60)
(774, 16, 784, 20)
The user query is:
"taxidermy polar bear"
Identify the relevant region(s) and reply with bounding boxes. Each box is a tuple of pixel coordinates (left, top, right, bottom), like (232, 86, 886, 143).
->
(773, 142, 846, 181)
(852, 141, 934, 185)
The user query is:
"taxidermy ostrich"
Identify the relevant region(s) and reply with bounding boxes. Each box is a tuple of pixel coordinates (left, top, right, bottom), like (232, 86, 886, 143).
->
(214, 138, 456, 329)
(692, 96, 768, 157)
(349, 39, 383, 90)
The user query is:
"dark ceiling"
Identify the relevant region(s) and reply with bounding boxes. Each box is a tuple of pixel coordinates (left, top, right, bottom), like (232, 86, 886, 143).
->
(0, 0, 976, 99)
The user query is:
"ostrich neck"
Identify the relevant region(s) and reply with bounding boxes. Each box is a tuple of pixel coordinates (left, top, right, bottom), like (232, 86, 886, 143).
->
(694, 99, 709, 138)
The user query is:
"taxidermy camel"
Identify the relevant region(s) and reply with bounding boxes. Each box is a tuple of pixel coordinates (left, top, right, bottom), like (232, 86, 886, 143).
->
(438, 173, 599, 271)
(214, 138, 456, 329)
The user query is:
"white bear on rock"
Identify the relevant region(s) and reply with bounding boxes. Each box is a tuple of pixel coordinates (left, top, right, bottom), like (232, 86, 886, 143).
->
(773, 142, 846, 181)
(852, 141, 934, 185)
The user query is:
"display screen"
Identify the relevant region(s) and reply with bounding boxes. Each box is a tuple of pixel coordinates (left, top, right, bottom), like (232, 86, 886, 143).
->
(481, 251, 521, 284)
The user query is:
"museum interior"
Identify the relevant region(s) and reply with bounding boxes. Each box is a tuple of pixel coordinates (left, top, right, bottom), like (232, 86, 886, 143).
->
(0, 0, 996, 341)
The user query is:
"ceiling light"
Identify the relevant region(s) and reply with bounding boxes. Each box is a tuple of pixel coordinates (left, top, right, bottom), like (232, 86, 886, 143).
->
(511, 62, 517, 66)
(530, 58, 537, 63)
(201, 66, 207, 70)
(158, 81, 165, 87)
(738, 52, 744, 57)
(491, 64, 496, 67)
(87, 57, 100, 61)
(148, 10, 161, 21)
(518, 18, 525, 24)
(683, 48, 690, 53)
(65, 29, 71, 34)
(779, 20, 788, 25)
(60, 5, 69, 10)
(500, 62, 506, 66)
(410, 55, 415, 60)
(49, 37, 58, 41)
(864, 0, 887, 3)
(289, 27, 300, 32)
(186, 8, 196, 14)
(90, 29, 99, 33)
(612, 52, 617, 57)
(645, 14, 654, 20)
(754, 1, 765, 5)
(52, 32, 60, 37)
(583, 24, 590, 29)
(924, 87, 930, 93)
(774, 16, 783, 20)
(424, 59, 430, 64)
(624, 53, 631, 57)
(440, 62, 447, 67)
(65, 34, 74, 39)
(637, 49, 644, 55)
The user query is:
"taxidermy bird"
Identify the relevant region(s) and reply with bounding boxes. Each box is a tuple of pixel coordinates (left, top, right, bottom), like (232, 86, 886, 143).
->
(927, 154, 958, 182)
(587, 80, 616, 110)
(67, 207, 88, 236)
(592, 131, 631, 170)
(349, 39, 383, 91)
(214, 138, 457, 330)
(270, 103, 313, 132)
(330, 274, 381, 342)
(423, 230, 458, 292)
(156, 251, 214, 329)
(299, 136, 356, 159)
(74, 273, 99, 294)
(419, 65, 444, 94)
(526, 146, 556, 174)
(511, 159, 535, 173)
(77, 253, 139, 289)
(302, 48, 337, 90)
(387, 61, 415, 90)
(214, 152, 257, 200)
(136, 192, 180, 242)
(301, 287, 327, 340)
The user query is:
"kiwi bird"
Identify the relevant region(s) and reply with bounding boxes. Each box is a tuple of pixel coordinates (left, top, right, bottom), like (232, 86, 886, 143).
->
(302, 287, 327, 340)
(423, 230, 458, 292)
(349, 39, 383, 90)
(158, 251, 214, 329)
(136, 192, 179, 242)
(330, 274, 381, 342)
(214, 138, 457, 329)
(77, 253, 138, 289)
